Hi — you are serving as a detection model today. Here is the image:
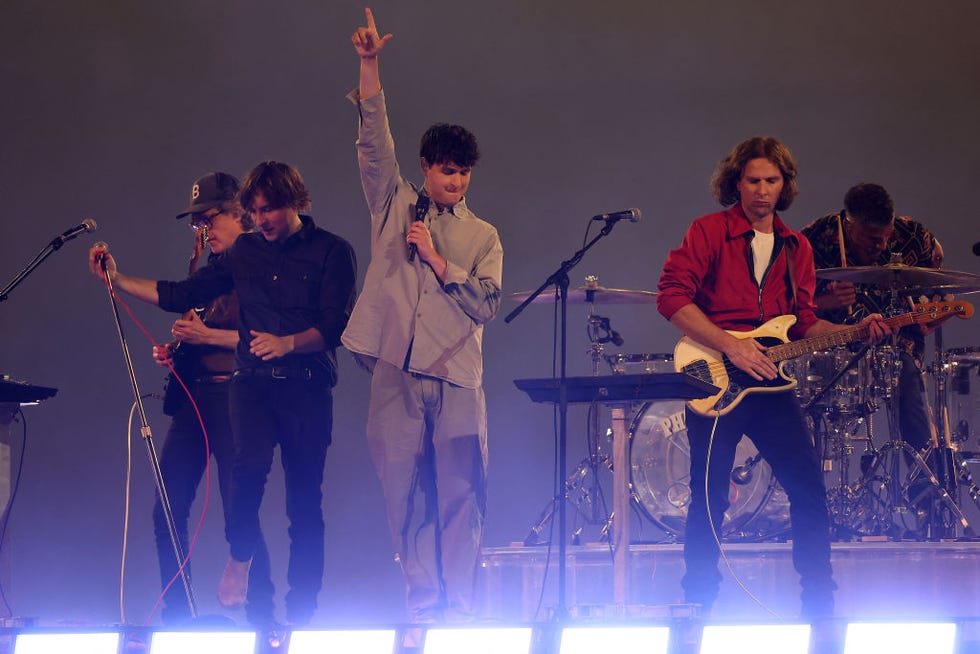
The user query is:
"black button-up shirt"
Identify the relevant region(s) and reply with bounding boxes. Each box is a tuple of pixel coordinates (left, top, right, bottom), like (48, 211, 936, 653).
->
(158, 215, 357, 386)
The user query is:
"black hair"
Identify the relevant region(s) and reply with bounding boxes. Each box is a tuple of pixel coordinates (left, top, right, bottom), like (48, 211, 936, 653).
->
(419, 123, 480, 168)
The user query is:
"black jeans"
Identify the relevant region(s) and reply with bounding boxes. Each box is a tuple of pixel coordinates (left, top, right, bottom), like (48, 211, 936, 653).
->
(153, 380, 274, 626)
(682, 392, 836, 617)
(228, 375, 332, 625)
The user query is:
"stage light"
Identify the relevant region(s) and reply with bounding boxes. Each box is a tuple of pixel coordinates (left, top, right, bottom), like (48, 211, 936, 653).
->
(14, 632, 120, 654)
(843, 622, 956, 654)
(559, 625, 670, 653)
(148, 630, 256, 654)
(423, 626, 533, 654)
(287, 628, 396, 653)
(699, 624, 811, 654)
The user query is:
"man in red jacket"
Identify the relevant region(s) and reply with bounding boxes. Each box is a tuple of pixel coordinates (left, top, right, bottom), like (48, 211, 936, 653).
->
(657, 136, 890, 618)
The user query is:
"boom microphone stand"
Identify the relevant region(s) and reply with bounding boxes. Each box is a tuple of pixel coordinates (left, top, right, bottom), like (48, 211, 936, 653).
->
(504, 218, 625, 620)
(97, 254, 198, 618)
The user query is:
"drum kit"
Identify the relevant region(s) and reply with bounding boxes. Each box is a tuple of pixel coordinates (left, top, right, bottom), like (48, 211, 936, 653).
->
(513, 263, 980, 545)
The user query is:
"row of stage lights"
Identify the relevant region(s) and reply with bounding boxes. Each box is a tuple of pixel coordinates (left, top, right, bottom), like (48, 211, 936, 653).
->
(8, 621, 962, 654)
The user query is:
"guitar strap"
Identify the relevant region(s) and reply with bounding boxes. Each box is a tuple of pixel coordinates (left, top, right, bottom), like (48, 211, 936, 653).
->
(785, 236, 798, 313)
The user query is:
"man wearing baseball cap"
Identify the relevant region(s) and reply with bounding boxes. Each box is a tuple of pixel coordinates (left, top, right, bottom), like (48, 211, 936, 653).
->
(151, 172, 276, 627)
(88, 162, 357, 628)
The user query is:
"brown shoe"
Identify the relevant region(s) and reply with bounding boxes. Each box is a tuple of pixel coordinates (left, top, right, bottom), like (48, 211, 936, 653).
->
(217, 556, 251, 608)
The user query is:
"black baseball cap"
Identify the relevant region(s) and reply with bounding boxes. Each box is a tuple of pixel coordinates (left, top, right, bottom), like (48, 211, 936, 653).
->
(175, 172, 240, 219)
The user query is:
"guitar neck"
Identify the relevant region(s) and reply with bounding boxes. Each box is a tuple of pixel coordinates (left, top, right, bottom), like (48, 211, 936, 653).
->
(768, 312, 916, 363)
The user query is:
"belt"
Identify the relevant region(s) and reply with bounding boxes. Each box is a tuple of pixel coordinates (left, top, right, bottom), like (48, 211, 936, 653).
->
(194, 373, 233, 384)
(233, 366, 314, 382)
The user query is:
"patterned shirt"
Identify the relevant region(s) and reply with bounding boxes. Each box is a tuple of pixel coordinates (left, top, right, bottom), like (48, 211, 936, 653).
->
(801, 212, 943, 358)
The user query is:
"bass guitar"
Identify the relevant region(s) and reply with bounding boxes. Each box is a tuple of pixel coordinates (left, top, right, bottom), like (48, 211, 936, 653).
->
(674, 299, 973, 417)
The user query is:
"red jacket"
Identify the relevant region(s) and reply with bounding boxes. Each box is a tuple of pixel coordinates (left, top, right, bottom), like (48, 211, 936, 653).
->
(657, 205, 819, 341)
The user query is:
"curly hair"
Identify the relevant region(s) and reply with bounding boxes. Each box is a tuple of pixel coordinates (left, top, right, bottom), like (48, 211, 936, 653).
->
(419, 123, 480, 168)
(843, 183, 894, 227)
(239, 161, 312, 213)
(711, 136, 799, 211)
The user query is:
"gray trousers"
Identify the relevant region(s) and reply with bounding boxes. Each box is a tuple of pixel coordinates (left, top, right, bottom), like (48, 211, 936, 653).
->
(366, 360, 489, 622)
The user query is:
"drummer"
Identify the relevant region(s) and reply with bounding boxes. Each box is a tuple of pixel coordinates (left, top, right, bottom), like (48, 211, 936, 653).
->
(801, 183, 944, 453)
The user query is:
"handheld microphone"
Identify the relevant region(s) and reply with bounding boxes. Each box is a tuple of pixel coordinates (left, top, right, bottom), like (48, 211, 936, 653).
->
(93, 241, 109, 271)
(51, 219, 98, 248)
(592, 208, 641, 224)
(408, 195, 430, 262)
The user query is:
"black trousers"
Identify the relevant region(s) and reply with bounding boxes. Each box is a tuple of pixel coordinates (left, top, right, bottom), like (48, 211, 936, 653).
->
(682, 391, 836, 617)
(153, 380, 274, 626)
(227, 375, 332, 626)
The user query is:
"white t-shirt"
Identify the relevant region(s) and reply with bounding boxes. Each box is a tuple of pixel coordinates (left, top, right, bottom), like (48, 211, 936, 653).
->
(751, 230, 775, 285)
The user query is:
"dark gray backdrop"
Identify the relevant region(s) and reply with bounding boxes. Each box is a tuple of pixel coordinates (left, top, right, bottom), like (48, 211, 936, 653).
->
(0, 0, 977, 626)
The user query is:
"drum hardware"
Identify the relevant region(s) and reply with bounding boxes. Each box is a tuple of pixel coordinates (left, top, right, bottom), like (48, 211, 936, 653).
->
(798, 343, 874, 415)
(809, 403, 889, 539)
(522, 282, 644, 547)
(918, 324, 977, 538)
(817, 331, 980, 541)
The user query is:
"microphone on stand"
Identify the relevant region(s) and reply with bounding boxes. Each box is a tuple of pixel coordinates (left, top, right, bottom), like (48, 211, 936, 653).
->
(408, 194, 430, 262)
(731, 454, 761, 485)
(591, 208, 641, 224)
(50, 219, 97, 249)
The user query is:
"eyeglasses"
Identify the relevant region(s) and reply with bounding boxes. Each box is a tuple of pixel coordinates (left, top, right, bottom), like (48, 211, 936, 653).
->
(189, 209, 224, 233)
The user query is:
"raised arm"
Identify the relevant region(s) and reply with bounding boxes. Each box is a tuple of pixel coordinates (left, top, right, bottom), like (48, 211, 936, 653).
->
(352, 7, 393, 100)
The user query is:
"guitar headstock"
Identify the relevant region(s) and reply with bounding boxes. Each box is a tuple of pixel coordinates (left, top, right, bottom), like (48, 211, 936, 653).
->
(912, 299, 974, 323)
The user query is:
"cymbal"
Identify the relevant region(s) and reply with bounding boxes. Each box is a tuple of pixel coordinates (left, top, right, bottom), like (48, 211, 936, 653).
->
(508, 284, 658, 305)
(816, 264, 980, 293)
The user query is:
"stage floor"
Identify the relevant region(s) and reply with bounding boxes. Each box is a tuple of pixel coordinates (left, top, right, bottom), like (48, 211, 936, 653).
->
(479, 541, 980, 622)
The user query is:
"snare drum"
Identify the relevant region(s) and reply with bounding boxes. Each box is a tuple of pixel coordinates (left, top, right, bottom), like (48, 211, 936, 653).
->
(604, 352, 674, 375)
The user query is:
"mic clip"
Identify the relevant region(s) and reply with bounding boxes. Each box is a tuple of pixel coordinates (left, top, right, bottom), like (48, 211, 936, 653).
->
(592, 315, 625, 347)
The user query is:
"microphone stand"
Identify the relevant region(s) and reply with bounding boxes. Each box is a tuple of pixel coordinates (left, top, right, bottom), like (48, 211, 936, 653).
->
(98, 264, 198, 619)
(504, 219, 621, 620)
(0, 234, 86, 303)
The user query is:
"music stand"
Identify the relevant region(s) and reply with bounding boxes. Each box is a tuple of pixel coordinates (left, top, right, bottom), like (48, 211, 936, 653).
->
(514, 373, 717, 608)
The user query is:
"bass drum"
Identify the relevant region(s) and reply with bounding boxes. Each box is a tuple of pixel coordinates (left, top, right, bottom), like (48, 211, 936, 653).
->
(629, 401, 790, 540)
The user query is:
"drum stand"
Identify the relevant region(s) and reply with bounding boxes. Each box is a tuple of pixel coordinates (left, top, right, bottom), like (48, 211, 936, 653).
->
(522, 310, 622, 546)
(912, 325, 979, 538)
(820, 325, 976, 540)
(802, 344, 890, 538)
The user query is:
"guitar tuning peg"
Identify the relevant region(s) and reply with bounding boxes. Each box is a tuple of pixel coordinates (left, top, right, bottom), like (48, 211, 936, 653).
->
(931, 294, 941, 303)
(944, 294, 954, 302)
(918, 295, 929, 304)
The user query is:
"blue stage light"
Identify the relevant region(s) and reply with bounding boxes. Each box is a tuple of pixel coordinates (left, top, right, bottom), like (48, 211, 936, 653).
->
(423, 626, 533, 654)
(14, 632, 120, 654)
(287, 628, 396, 653)
(699, 624, 811, 654)
(148, 630, 256, 654)
(843, 622, 956, 654)
(559, 625, 670, 653)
